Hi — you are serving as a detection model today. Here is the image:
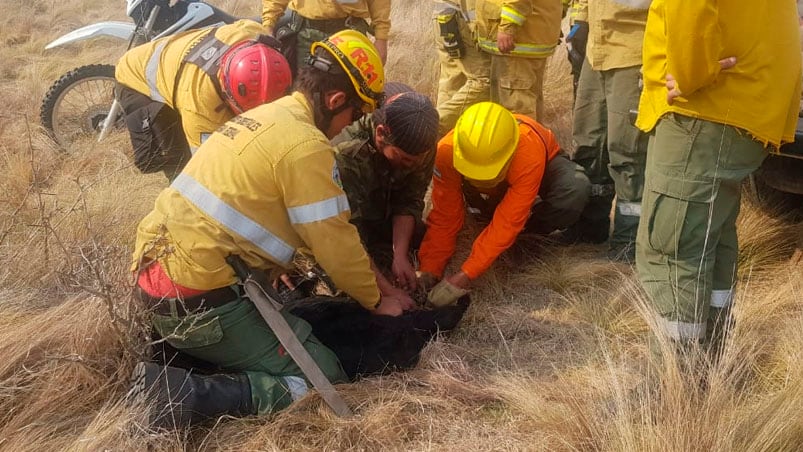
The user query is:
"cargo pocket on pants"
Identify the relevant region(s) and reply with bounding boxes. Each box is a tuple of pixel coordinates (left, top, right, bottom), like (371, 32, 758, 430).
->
(152, 313, 224, 350)
(645, 171, 720, 260)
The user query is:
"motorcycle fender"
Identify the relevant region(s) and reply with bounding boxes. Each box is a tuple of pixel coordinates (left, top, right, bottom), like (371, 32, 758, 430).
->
(45, 21, 134, 50)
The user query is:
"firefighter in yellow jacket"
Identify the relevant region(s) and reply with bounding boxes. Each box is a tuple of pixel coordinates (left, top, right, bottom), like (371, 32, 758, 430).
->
(115, 20, 292, 180)
(433, 0, 491, 135)
(566, 0, 649, 262)
(263, 0, 390, 71)
(474, 0, 562, 120)
(128, 31, 410, 427)
(636, 0, 801, 359)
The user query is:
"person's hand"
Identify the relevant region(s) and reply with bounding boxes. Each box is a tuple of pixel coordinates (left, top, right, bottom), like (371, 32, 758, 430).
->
(383, 284, 416, 310)
(392, 254, 417, 291)
(416, 271, 439, 292)
(372, 294, 412, 316)
(272, 273, 295, 290)
(373, 38, 388, 64)
(666, 57, 737, 105)
(428, 271, 470, 307)
(496, 30, 515, 54)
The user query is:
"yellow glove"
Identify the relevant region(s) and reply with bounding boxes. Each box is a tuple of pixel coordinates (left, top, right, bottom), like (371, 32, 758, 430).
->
(427, 279, 469, 307)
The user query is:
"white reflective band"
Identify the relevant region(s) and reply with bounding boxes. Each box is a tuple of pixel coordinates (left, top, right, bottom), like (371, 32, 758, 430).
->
(145, 41, 168, 103)
(659, 317, 706, 340)
(611, 0, 652, 9)
(500, 7, 526, 25)
(710, 289, 733, 308)
(283, 376, 309, 401)
(618, 201, 642, 217)
(477, 39, 556, 57)
(287, 194, 350, 224)
(172, 173, 295, 265)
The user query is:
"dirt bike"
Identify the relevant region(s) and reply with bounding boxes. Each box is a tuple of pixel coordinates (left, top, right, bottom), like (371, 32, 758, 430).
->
(40, 0, 240, 148)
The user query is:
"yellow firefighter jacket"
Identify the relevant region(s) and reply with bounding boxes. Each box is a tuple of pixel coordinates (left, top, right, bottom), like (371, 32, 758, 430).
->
(636, 0, 802, 148)
(432, 0, 476, 17)
(132, 92, 382, 309)
(262, 0, 391, 40)
(569, 0, 648, 71)
(474, 0, 563, 58)
(115, 20, 267, 153)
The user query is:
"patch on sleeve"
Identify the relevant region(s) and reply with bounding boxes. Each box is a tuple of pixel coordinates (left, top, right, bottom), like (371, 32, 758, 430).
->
(332, 162, 343, 189)
(433, 166, 442, 180)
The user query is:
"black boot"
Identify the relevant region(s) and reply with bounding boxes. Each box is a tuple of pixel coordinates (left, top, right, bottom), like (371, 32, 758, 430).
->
(127, 362, 254, 429)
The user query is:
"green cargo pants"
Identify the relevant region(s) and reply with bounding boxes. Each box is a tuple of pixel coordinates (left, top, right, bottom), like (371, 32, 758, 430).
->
(435, 13, 491, 135)
(463, 153, 591, 234)
(151, 290, 347, 415)
(527, 152, 591, 234)
(636, 113, 767, 347)
(489, 55, 547, 121)
(572, 59, 648, 251)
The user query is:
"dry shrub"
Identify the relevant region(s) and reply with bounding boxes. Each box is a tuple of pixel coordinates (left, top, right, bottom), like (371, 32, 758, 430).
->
(0, 296, 148, 451)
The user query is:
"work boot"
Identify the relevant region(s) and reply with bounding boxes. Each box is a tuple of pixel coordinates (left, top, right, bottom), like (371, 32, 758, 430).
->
(607, 242, 636, 264)
(548, 220, 609, 245)
(127, 362, 254, 429)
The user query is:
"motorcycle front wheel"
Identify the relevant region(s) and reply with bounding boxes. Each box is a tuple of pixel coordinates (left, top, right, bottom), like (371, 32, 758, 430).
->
(40, 64, 123, 149)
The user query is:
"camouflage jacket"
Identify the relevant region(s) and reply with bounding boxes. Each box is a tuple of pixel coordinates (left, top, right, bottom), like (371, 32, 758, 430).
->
(331, 115, 435, 225)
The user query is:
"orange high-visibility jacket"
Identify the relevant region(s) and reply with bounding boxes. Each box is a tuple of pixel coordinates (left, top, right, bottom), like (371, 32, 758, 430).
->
(419, 115, 561, 279)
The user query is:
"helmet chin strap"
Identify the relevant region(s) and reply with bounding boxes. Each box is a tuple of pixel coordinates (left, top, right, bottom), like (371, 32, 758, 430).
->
(312, 91, 354, 134)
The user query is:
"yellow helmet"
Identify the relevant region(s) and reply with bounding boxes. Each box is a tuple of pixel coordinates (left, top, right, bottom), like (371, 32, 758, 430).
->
(452, 102, 519, 181)
(309, 30, 385, 111)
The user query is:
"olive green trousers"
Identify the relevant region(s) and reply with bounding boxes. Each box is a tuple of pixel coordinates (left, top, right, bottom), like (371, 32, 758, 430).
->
(636, 113, 767, 346)
(572, 60, 648, 249)
(151, 291, 347, 415)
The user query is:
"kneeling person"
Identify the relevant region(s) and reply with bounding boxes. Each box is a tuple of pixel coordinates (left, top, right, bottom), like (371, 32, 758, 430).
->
(332, 82, 439, 291)
(130, 31, 406, 428)
(418, 102, 591, 305)
(115, 19, 292, 180)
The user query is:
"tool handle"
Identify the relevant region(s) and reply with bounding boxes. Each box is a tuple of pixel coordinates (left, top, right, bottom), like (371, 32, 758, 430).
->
(226, 255, 252, 282)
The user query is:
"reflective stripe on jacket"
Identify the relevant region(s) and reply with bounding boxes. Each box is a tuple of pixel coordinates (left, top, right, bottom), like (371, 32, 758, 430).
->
(262, 0, 391, 39)
(115, 20, 267, 151)
(132, 92, 381, 309)
(569, 0, 648, 71)
(419, 115, 562, 279)
(433, 0, 476, 19)
(474, 0, 562, 58)
(636, 0, 802, 148)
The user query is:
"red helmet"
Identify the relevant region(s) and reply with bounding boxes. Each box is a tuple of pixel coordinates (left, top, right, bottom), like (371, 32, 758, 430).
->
(218, 40, 292, 114)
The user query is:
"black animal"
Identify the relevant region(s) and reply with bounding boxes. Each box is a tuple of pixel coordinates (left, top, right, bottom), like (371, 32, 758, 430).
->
(151, 296, 470, 380)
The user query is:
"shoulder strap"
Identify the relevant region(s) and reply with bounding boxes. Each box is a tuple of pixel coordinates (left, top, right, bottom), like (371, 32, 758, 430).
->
(172, 27, 229, 107)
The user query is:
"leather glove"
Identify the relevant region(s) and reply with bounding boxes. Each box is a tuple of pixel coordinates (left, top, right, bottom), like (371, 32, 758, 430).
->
(427, 279, 469, 307)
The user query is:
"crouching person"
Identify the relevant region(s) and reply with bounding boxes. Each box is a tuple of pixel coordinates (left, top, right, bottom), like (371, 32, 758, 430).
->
(418, 102, 591, 306)
(332, 82, 440, 292)
(115, 19, 292, 180)
(127, 31, 410, 428)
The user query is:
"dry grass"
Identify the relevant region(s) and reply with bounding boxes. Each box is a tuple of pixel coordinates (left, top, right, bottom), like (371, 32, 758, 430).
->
(1, 0, 802, 450)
